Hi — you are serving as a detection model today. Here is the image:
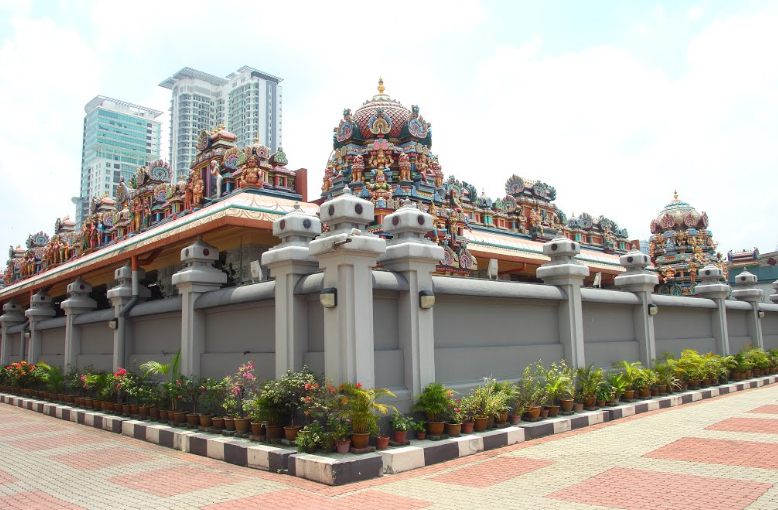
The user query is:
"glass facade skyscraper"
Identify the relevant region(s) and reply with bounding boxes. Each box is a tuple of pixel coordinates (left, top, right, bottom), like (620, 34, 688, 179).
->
(159, 66, 282, 182)
(75, 96, 162, 225)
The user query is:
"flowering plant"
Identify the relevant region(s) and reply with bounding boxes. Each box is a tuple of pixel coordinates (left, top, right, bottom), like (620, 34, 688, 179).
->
(222, 360, 258, 417)
(447, 398, 463, 424)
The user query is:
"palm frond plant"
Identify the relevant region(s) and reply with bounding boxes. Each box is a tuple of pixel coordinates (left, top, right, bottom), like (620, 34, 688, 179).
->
(652, 362, 677, 394)
(340, 383, 397, 436)
(413, 382, 454, 423)
(544, 361, 573, 407)
(607, 372, 628, 402)
(576, 364, 603, 405)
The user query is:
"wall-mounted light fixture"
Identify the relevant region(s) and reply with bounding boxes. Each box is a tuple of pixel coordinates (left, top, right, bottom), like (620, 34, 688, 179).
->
(758, 310, 765, 319)
(320, 287, 337, 308)
(419, 290, 436, 309)
(107, 318, 119, 330)
(647, 303, 659, 316)
(24, 331, 30, 340)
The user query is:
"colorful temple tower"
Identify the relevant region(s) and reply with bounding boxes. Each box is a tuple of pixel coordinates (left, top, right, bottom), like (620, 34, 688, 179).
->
(321, 79, 631, 279)
(649, 191, 726, 295)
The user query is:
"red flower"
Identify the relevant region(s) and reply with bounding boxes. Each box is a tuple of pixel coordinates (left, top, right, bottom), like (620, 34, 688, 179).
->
(356, 382, 362, 388)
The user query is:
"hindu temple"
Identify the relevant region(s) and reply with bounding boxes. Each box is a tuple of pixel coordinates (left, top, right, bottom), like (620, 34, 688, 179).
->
(321, 79, 631, 282)
(648, 191, 727, 295)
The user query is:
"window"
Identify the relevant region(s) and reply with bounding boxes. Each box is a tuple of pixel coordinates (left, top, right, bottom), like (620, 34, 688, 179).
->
(114, 163, 120, 168)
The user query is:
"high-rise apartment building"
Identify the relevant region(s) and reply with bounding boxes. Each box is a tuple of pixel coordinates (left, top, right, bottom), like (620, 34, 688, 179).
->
(75, 96, 162, 225)
(159, 66, 283, 181)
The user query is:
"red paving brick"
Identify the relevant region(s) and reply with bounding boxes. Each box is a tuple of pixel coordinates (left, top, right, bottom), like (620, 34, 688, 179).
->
(200, 489, 431, 510)
(49, 447, 157, 470)
(0, 469, 18, 484)
(429, 456, 554, 487)
(749, 404, 778, 414)
(645, 436, 778, 470)
(7, 433, 106, 451)
(706, 417, 778, 434)
(108, 466, 250, 498)
(548, 467, 771, 510)
(0, 491, 86, 510)
(0, 424, 62, 437)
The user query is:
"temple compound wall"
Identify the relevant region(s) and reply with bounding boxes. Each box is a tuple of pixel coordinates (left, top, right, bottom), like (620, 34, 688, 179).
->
(2, 192, 777, 412)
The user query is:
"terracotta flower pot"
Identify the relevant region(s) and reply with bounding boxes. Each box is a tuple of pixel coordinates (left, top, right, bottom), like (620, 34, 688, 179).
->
(212, 416, 225, 430)
(336, 439, 351, 453)
(498, 411, 508, 424)
(508, 414, 521, 425)
(266, 424, 283, 439)
(540, 408, 549, 419)
(474, 416, 489, 431)
(445, 423, 462, 437)
(560, 398, 574, 413)
(186, 413, 200, 428)
(101, 401, 112, 412)
(114, 402, 124, 413)
(159, 409, 169, 422)
(392, 430, 407, 443)
(283, 424, 301, 441)
(122, 404, 132, 416)
(131, 405, 140, 415)
(524, 406, 541, 421)
(639, 388, 651, 398)
(150, 407, 160, 421)
(623, 390, 635, 400)
(173, 411, 187, 425)
(375, 435, 390, 450)
(573, 402, 584, 413)
(235, 418, 251, 434)
(583, 397, 596, 408)
(416, 431, 427, 440)
(250, 422, 265, 436)
(351, 432, 370, 449)
(462, 421, 476, 433)
(199, 414, 214, 428)
(427, 421, 445, 435)
(546, 405, 560, 418)
(140, 406, 150, 419)
(224, 417, 235, 431)
(658, 385, 668, 394)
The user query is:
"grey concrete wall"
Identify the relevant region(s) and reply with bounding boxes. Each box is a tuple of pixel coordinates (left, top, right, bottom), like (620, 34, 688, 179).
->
(764, 313, 778, 350)
(130, 312, 181, 368)
(654, 306, 716, 357)
(582, 302, 639, 368)
(433, 293, 561, 383)
(79, 322, 113, 371)
(202, 301, 275, 379)
(40, 328, 65, 368)
(727, 308, 753, 353)
(374, 290, 402, 389)
(303, 294, 324, 375)
(8, 336, 21, 363)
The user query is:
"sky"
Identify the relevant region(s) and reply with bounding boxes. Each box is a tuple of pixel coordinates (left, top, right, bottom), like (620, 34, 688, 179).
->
(1, 0, 777, 269)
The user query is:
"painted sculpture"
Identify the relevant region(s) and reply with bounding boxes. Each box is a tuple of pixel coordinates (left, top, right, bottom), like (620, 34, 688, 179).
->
(649, 191, 726, 295)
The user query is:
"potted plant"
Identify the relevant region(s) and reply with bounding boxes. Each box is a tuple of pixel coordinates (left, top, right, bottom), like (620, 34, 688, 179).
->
(413, 382, 454, 435)
(276, 366, 318, 441)
(516, 363, 545, 421)
(294, 421, 324, 453)
(544, 361, 572, 417)
(254, 380, 287, 439)
(413, 420, 427, 440)
(607, 372, 628, 402)
(446, 399, 463, 437)
(595, 381, 613, 408)
(576, 364, 603, 408)
(390, 413, 414, 443)
(340, 382, 396, 449)
(614, 360, 641, 400)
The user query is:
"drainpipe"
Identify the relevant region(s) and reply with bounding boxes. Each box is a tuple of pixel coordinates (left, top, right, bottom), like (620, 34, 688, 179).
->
(19, 320, 30, 362)
(115, 257, 141, 368)
(108, 256, 150, 370)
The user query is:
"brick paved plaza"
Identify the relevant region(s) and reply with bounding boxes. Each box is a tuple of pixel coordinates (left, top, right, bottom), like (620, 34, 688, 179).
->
(3, 385, 778, 509)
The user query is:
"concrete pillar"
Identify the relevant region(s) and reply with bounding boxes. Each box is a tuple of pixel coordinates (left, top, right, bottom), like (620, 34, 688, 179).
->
(378, 200, 443, 398)
(60, 277, 97, 369)
(694, 265, 732, 355)
(172, 237, 226, 376)
(261, 204, 321, 378)
(309, 187, 386, 388)
(614, 250, 659, 365)
(732, 269, 765, 349)
(24, 291, 56, 364)
(537, 237, 589, 369)
(770, 279, 778, 304)
(0, 300, 25, 365)
(107, 264, 150, 369)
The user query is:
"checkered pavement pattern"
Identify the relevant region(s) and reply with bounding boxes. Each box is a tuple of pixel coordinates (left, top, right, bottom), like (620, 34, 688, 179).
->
(3, 384, 778, 509)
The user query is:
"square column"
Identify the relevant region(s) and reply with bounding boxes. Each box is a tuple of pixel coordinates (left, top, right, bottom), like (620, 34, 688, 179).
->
(107, 264, 150, 370)
(0, 300, 25, 365)
(172, 237, 227, 376)
(24, 291, 56, 364)
(694, 265, 732, 355)
(732, 269, 765, 349)
(614, 250, 659, 365)
(378, 200, 443, 398)
(261, 203, 322, 378)
(537, 237, 589, 369)
(60, 277, 97, 369)
(309, 187, 386, 388)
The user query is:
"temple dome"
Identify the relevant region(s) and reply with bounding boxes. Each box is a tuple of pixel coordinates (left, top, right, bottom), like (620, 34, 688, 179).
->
(352, 78, 411, 139)
(650, 191, 708, 234)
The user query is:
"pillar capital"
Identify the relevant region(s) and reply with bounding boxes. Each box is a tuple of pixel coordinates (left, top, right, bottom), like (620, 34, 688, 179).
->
(24, 291, 55, 322)
(694, 265, 731, 300)
(732, 269, 764, 303)
(172, 237, 227, 293)
(536, 237, 590, 286)
(262, 203, 321, 270)
(0, 299, 25, 325)
(61, 277, 97, 315)
(771, 279, 778, 304)
(614, 250, 658, 293)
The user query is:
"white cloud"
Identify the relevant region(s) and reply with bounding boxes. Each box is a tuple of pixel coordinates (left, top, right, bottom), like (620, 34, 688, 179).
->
(688, 6, 704, 21)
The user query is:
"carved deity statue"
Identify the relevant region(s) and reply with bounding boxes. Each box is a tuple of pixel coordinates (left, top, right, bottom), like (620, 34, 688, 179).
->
(398, 152, 411, 182)
(351, 154, 365, 183)
(322, 163, 334, 191)
(192, 172, 204, 206)
(210, 160, 223, 199)
(369, 148, 393, 170)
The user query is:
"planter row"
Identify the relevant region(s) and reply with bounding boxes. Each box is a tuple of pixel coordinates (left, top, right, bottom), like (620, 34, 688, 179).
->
(2, 373, 777, 485)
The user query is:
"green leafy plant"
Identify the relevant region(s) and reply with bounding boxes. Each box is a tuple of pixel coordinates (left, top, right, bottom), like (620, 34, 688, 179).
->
(515, 363, 545, 409)
(340, 382, 396, 435)
(544, 361, 573, 406)
(413, 382, 454, 423)
(576, 365, 604, 400)
(390, 414, 415, 431)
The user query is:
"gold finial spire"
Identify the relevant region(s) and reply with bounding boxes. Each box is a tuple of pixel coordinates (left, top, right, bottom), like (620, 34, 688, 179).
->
(377, 76, 385, 94)
(673, 189, 678, 201)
